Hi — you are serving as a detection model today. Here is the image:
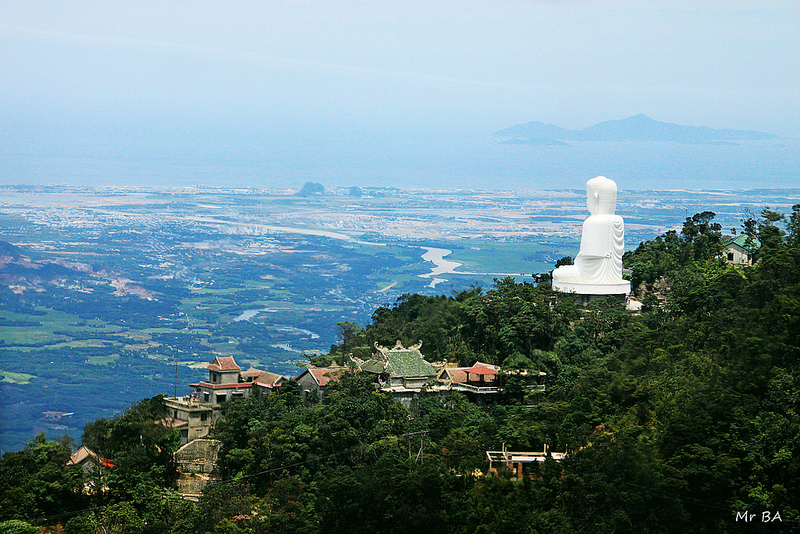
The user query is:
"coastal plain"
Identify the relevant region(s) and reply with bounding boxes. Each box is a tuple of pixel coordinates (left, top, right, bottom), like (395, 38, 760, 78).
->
(0, 184, 797, 451)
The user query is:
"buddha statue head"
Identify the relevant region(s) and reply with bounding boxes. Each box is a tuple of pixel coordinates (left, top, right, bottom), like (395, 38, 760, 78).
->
(586, 176, 618, 215)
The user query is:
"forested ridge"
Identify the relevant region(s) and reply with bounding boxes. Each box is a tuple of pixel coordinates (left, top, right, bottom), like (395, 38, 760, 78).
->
(2, 207, 799, 533)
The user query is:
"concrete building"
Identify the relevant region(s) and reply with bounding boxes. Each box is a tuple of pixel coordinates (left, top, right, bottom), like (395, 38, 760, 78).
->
(296, 366, 349, 404)
(192, 356, 253, 405)
(162, 355, 286, 444)
(163, 396, 215, 444)
(723, 235, 761, 266)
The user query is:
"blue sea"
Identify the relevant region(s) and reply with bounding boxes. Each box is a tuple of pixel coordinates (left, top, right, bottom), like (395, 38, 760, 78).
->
(1, 125, 798, 191)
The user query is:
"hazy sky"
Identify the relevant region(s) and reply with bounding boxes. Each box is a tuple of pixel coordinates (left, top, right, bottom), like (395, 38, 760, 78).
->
(1, 0, 798, 189)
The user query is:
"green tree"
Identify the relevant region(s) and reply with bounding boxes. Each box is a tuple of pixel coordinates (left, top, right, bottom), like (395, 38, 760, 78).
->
(757, 207, 787, 254)
(0, 520, 39, 534)
(64, 514, 98, 534)
(680, 211, 723, 262)
(97, 502, 145, 534)
(787, 204, 800, 247)
(0, 433, 86, 523)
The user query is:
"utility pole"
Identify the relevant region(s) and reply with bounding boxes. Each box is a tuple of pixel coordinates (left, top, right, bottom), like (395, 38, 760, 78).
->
(174, 311, 191, 399)
(174, 344, 178, 398)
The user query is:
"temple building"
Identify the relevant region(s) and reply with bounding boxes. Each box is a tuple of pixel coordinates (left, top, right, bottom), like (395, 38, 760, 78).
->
(352, 341, 440, 408)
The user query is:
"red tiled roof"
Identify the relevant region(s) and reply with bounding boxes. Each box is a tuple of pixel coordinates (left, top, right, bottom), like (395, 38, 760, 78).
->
(300, 367, 349, 387)
(441, 368, 468, 384)
(67, 446, 96, 466)
(440, 362, 500, 383)
(67, 446, 116, 468)
(313, 368, 345, 387)
(463, 365, 498, 376)
(253, 371, 285, 388)
(207, 356, 241, 372)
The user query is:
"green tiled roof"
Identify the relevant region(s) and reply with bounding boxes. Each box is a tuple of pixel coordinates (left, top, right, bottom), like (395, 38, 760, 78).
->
(361, 360, 387, 374)
(385, 351, 436, 378)
(725, 234, 761, 251)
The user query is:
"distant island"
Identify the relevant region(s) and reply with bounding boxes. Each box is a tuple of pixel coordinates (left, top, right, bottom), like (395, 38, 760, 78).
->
(493, 114, 779, 145)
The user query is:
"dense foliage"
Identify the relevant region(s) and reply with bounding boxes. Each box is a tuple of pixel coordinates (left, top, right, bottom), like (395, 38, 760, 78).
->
(2, 207, 800, 533)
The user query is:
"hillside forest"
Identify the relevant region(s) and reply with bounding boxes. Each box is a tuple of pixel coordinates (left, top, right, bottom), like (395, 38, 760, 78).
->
(1, 206, 799, 533)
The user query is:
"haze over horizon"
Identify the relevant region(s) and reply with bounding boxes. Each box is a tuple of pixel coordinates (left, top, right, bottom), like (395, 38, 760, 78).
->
(1, 1, 798, 190)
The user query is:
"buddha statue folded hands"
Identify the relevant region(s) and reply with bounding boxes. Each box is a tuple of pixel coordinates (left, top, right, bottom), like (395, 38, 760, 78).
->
(552, 176, 631, 295)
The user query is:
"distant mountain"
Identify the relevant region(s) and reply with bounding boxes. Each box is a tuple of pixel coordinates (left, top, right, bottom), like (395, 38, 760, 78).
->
(493, 114, 779, 144)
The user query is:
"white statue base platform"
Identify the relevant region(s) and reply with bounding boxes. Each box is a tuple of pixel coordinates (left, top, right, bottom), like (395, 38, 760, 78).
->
(552, 280, 631, 295)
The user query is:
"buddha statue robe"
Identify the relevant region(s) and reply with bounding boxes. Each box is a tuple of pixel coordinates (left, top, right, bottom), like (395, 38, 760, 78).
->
(552, 176, 631, 295)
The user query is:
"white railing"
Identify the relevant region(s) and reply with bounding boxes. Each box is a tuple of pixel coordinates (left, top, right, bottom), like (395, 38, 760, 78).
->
(454, 384, 500, 394)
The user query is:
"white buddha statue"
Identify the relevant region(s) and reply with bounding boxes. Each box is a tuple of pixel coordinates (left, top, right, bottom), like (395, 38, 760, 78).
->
(552, 176, 631, 295)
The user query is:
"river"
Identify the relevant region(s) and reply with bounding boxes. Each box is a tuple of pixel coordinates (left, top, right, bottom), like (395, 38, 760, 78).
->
(418, 247, 461, 288)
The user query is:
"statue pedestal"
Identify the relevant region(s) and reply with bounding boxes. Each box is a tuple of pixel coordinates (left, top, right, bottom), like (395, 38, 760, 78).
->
(552, 280, 631, 295)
